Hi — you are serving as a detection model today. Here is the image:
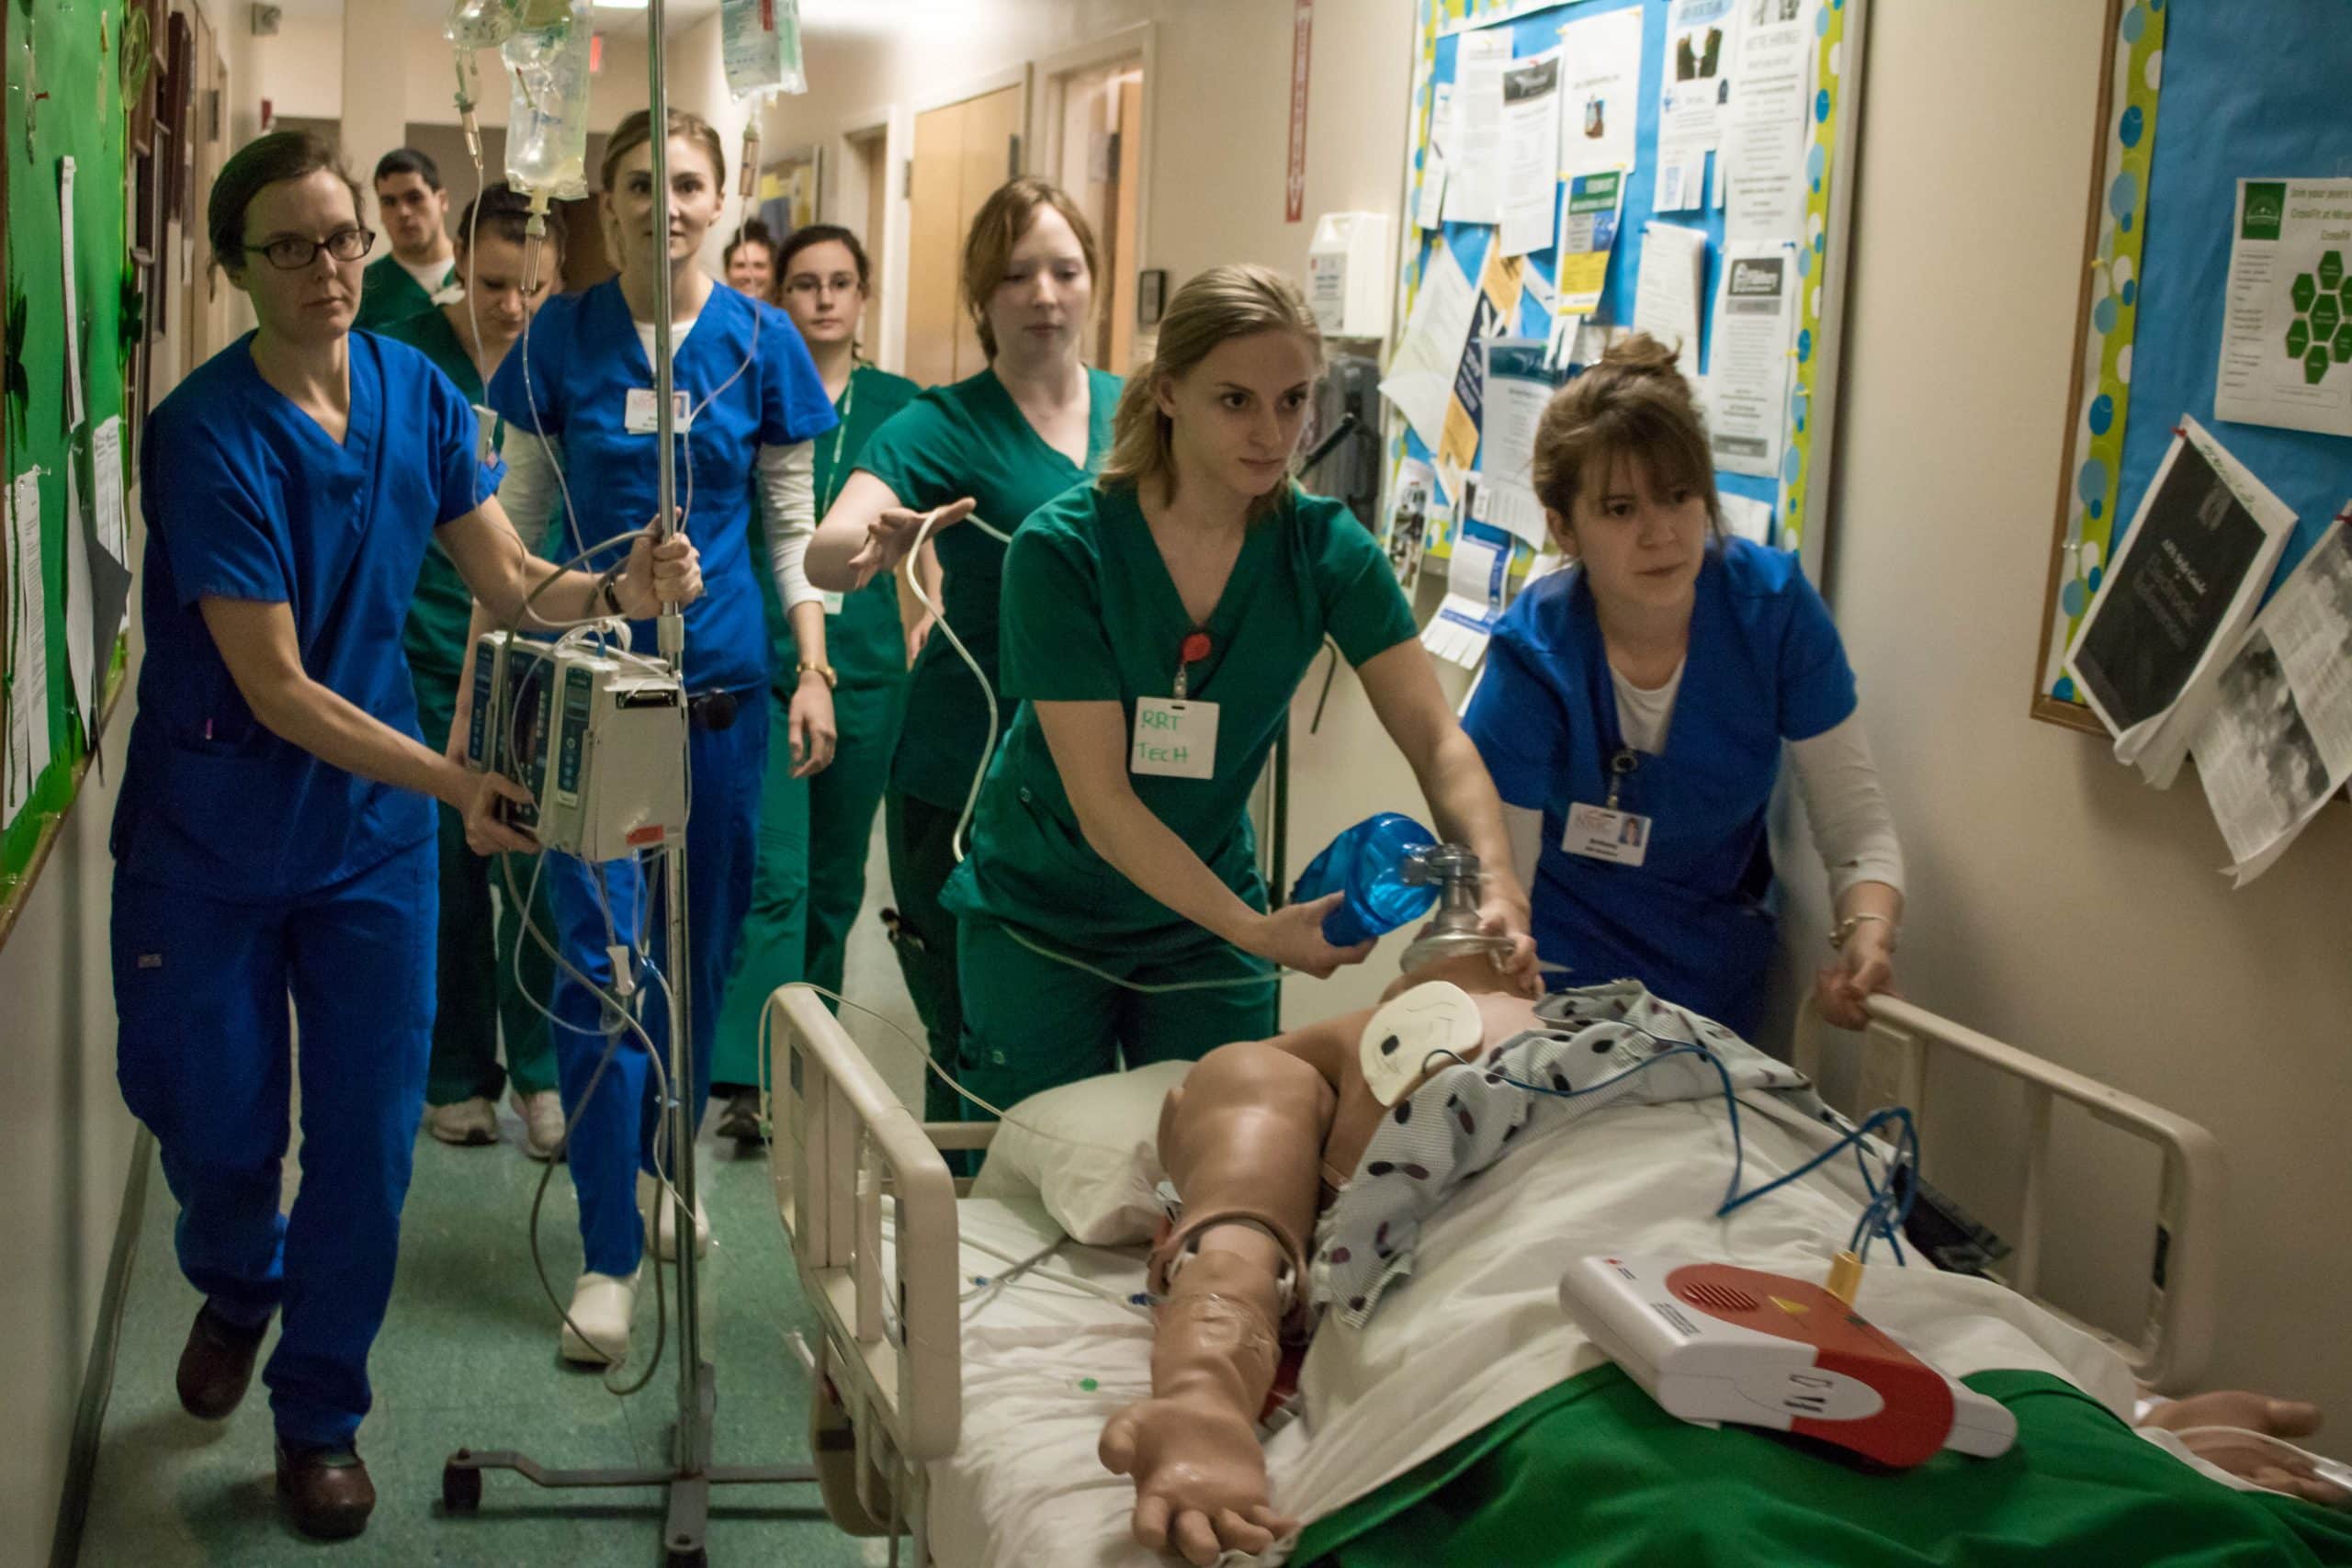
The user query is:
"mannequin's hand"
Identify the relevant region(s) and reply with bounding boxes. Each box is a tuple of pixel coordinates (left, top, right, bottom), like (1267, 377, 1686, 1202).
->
(1815, 925, 1895, 1030)
(1246, 895, 1374, 979)
(2143, 1392, 2346, 1506)
(789, 676, 837, 778)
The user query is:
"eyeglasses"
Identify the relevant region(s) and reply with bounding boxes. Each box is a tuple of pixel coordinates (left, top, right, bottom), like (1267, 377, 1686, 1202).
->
(243, 226, 377, 271)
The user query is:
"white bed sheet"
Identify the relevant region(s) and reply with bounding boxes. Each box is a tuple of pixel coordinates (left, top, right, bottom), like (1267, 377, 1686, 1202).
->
(907, 1098, 2145, 1568)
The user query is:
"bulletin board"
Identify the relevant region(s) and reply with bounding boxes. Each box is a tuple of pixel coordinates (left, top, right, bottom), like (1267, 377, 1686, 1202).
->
(1386, 0, 1867, 571)
(2, 0, 138, 942)
(2031, 0, 2352, 730)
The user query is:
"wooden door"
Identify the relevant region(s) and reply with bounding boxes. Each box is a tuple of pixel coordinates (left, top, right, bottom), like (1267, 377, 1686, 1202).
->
(903, 83, 1023, 389)
(1107, 73, 1143, 372)
(854, 129, 887, 351)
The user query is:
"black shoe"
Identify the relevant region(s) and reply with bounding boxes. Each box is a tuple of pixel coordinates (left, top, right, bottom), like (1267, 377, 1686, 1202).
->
(276, 1442, 376, 1540)
(716, 1089, 765, 1145)
(175, 1303, 268, 1421)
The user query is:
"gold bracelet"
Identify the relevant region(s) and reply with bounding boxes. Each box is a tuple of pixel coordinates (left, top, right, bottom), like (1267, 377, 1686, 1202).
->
(797, 660, 838, 690)
(1829, 912, 1895, 953)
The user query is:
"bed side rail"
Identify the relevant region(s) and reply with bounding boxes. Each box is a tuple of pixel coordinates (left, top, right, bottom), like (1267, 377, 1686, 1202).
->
(770, 984, 962, 1460)
(1797, 995, 2223, 1393)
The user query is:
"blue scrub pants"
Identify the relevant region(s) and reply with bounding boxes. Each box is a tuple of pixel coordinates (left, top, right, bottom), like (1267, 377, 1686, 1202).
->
(546, 699, 766, 1279)
(110, 839, 436, 1451)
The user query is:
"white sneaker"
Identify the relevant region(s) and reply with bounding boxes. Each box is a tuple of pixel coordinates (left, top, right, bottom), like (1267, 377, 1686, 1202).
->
(512, 1090, 566, 1161)
(637, 1170, 709, 1261)
(426, 1098, 498, 1146)
(559, 1270, 637, 1365)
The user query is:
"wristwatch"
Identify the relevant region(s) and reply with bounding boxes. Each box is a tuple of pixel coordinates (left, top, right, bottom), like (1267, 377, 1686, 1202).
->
(1829, 912, 1895, 953)
(598, 565, 626, 617)
(797, 660, 838, 690)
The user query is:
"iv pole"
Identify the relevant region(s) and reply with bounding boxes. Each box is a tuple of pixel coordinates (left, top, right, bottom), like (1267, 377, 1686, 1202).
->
(437, 4, 816, 1562)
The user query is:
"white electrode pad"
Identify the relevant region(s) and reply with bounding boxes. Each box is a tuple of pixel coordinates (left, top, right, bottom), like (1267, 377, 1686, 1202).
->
(1358, 981, 1485, 1107)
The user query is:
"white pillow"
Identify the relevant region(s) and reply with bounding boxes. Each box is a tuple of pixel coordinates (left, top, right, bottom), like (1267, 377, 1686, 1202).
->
(969, 1060, 1193, 1246)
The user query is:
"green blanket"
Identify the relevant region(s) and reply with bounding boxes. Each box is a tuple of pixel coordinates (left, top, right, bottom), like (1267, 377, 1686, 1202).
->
(1295, 1366, 2352, 1566)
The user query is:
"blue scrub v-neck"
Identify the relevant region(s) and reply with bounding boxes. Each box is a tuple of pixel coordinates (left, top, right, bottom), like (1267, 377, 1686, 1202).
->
(1464, 540, 1858, 1032)
(117, 331, 503, 901)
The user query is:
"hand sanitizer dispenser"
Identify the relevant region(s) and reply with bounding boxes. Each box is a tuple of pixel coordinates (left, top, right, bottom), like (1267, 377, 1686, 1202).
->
(1306, 211, 1393, 342)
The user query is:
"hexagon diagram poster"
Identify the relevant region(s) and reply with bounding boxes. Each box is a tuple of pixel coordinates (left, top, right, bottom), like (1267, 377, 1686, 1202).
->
(2215, 177, 2352, 438)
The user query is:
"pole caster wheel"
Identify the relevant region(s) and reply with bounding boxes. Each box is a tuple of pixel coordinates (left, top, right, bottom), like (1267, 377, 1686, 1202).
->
(441, 1461, 481, 1513)
(665, 1545, 707, 1568)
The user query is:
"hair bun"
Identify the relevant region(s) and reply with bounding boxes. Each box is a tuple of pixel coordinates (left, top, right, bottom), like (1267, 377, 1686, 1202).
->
(1600, 332, 1683, 378)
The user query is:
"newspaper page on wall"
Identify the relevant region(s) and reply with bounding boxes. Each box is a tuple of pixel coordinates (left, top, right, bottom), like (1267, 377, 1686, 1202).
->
(2188, 513, 2352, 886)
(2063, 418, 2297, 789)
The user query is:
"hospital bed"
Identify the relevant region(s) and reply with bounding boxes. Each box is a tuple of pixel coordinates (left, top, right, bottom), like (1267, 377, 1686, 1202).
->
(766, 984, 2229, 1567)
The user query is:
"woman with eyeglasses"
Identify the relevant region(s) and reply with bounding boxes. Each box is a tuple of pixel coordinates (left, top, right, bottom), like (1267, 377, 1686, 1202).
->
(708, 224, 920, 1140)
(108, 131, 702, 1541)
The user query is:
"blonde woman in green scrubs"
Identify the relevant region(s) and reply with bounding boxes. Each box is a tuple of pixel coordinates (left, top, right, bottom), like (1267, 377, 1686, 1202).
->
(807, 177, 1118, 1127)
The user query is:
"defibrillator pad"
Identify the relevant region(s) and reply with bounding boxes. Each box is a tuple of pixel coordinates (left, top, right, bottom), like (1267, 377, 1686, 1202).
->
(1309, 980, 1808, 1329)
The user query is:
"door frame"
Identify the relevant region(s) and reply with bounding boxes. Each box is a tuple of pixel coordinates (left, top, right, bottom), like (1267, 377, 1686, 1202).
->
(1032, 22, 1156, 339)
(895, 66, 1034, 384)
(836, 102, 909, 373)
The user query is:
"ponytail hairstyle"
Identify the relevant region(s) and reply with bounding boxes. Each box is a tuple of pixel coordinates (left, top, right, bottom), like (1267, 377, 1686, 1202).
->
(960, 176, 1098, 359)
(1097, 265, 1325, 522)
(1530, 333, 1724, 547)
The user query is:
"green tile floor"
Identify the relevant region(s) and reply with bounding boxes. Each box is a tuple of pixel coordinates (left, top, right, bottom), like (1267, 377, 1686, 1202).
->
(77, 1117, 876, 1568)
(77, 824, 928, 1567)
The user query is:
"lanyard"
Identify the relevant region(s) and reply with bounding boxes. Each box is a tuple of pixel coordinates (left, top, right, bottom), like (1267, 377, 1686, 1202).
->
(1172, 629, 1211, 700)
(816, 367, 859, 520)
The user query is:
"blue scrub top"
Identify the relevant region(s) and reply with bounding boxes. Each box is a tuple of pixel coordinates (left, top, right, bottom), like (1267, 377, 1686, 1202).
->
(114, 331, 503, 902)
(486, 279, 838, 695)
(1463, 538, 1858, 1033)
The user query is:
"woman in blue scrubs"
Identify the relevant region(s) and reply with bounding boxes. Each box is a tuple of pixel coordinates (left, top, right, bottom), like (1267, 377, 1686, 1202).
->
(477, 108, 837, 1366)
(1462, 334, 1904, 1039)
(112, 130, 700, 1540)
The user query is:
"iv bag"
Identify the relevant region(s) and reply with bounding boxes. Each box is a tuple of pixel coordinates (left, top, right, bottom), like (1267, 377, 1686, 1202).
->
(719, 0, 807, 101)
(444, 0, 520, 50)
(503, 1, 595, 202)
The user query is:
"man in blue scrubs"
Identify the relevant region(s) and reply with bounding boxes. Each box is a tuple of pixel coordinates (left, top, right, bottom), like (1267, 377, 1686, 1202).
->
(111, 131, 702, 1540)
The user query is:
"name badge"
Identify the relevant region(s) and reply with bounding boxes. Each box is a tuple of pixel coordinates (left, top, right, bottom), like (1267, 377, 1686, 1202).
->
(624, 387, 694, 434)
(1131, 697, 1217, 780)
(821, 590, 846, 615)
(1563, 802, 1651, 866)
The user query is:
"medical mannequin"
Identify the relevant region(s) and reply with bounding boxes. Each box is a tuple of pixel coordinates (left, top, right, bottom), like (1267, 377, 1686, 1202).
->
(1464, 333, 1902, 1037)
(1108, 956, 2346, 1564)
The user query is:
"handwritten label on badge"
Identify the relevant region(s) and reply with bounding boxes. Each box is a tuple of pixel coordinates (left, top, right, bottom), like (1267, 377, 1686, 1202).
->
(1131, 697, 1218, 780)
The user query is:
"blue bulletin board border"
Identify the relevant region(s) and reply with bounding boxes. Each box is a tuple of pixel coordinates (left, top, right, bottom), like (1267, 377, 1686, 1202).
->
(1387, 0, 1862, 567)
(2034, 0, 2352, 727)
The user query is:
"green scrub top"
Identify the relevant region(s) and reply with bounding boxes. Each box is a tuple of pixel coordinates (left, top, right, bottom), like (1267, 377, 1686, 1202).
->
(945, 482, 1419, 943)
(855, 365, 1121, 807)
(356, 252, 456, 334)
(751, 362, 922, 688)
(379, 305, 556, 686)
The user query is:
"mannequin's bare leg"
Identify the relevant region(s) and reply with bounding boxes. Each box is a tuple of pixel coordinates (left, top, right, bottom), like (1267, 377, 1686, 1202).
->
(1100, 1041, 1332, 1565)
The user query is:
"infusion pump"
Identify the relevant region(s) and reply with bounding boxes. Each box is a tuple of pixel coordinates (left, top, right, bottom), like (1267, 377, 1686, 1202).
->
(463, 630, 687, 861)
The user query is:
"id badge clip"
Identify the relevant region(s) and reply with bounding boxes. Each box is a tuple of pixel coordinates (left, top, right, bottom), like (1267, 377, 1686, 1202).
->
(1134, 629, 1219, 780)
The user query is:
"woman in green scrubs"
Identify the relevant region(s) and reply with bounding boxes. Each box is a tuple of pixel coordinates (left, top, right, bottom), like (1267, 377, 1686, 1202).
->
(709, 224, 920, 1137)
(951, 265, 1535, 1111)
(379, 183, 567, 1158)
(808, 177, 1119, 1127)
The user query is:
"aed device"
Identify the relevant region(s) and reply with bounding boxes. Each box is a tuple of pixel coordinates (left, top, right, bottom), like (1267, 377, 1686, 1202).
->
(1560, 1254, 2018, 1468)
(463, 630, 687, 861)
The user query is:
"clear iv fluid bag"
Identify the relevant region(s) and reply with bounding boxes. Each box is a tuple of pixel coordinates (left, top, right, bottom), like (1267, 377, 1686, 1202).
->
(503, 1, 595, 202)
(445, 0, 520, 50)
(719, 0, 807, 101)
(1290, 812, 1442, 949)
